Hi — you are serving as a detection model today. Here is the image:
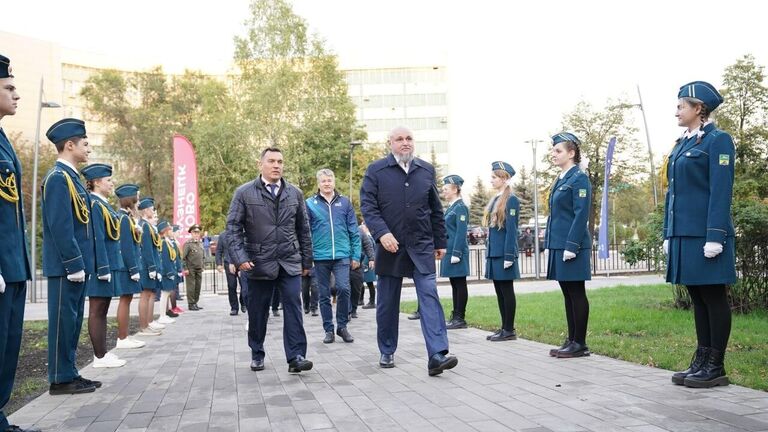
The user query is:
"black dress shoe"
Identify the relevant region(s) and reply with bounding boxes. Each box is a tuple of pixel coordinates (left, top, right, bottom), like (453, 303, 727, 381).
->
(188, 304, 198, 311)
(323, 331, 335, 344)
(337, 328, 354, 343)
(349, 311, 358, 319)
(427, 353, 458, 376)
(311, 309, 318, 316)
(250, 359, 264, 371)
(230, 310, 238, 316)
(486, 329, 502, 340)
(446, 318, 467, 330)
(288, 356, 313, 373)
(196, 304, 204, 310)
(272, 310, 280, 317)
(379, 354, 395, 368)
(241, 304, 247, 313)
(166, 310, 179, 318)
(489, 329, 517, 342)
(49, 380, 96, 395)
(556, 341, 590, 358)
(549, 339, 571, 357)
(407, 311, 421, 320)
(362, 303, 375, 309)
(76, 375, 102, 388)
(304, 308, 309, 315)
(357, 299, 364, 306)
(4, 425, 42, 432)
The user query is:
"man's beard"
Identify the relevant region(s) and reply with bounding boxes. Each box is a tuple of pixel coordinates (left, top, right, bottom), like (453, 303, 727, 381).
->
(398, 152, 414, 163)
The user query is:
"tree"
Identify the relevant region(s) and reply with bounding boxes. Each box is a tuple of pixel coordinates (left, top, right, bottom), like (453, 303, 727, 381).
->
(429, 144, 447, 206)
(513, 166, 534, 224)
(469, 176, 491, 226)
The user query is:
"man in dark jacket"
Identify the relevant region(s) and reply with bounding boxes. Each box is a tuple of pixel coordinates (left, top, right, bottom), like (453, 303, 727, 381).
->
(226, 147, 314, 373)
(360, 126, 458, 376)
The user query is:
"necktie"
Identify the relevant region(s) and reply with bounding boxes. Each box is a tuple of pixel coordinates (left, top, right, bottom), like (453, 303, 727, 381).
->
(267, 183, 277, 196)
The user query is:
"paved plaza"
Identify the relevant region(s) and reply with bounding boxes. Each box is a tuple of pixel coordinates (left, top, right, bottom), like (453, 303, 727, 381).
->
(9, 275, 768, 431)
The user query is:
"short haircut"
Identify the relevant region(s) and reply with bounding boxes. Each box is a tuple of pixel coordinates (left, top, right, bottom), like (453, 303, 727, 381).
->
(316, 168, 335, 182)
(54, 136, 83, 153)
(260, 147, 282, 160)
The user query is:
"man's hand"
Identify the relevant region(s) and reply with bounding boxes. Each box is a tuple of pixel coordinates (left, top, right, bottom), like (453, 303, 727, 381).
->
(435, 249, 446, 260)
(217, 265, 224, 273)
(351, 260, 360, 270)
(67, 270, 86, 283)
(380, 233, 399, 253)
(302, 268, 310, 277)
(239, 261, 254, 271)
(228, 264, 236, 274)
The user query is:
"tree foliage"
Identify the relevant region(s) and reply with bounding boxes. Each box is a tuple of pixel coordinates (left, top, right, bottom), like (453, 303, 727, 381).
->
(468, 176, 491, 226)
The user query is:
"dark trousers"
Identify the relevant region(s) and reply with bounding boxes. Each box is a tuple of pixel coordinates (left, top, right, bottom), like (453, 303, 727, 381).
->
(301, 275, 318, 312)
(493, 280, 516, 332)
(47, 276, 87, 383)
(225, 264, 246, 311)
(271, 285, 281, 311)
(246, 268, 307, 362)
(364, 281, 376, 304)
(450, 277, 468, 317)
(559, 281, 589, 344)
(315, 259, 351, 332)
(0, 282, 26, 429)
(349, 268, 363, 314)
(377, 272, 449, 357)
(187, 268, 203, 305)
(687, 284, 731, 351)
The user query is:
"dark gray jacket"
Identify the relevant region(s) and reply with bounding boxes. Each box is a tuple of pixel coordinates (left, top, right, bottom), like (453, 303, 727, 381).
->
(226, 177, 313, 280)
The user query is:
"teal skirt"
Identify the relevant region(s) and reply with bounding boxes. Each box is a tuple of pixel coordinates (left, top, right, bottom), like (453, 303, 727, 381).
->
(485, 257, 520, 281)
(666, 237, 736, 285)
(87, 270, 120, 297)
(546, 249, 591, 281)
(116, 270, 141, 296)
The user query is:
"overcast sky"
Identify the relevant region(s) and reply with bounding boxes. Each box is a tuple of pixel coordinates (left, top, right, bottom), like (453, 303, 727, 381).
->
(4, 0, 768, 186)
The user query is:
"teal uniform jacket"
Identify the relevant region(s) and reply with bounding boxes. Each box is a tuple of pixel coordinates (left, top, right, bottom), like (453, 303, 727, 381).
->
(138, 219, 160, 289)
(484, 194, 520, 281)
(0, 128, 31, 283)
(160, 239, 177, 291)
(87, 194, 122, 297)
(116, 208, 142, 295)
(41, 161, 99, 277)
(440, 199, 470, 278)
(172, 239, 183, 281)
(664, 123, 736, 285)
(545, 166, 592, 281)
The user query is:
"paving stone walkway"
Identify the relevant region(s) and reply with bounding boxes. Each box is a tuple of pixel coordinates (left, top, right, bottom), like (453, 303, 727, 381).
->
(9, 286, 768, 432)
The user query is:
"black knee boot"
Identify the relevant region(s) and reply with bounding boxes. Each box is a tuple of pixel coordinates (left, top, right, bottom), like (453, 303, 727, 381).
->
(671, 346, 709, 385)
(684, 348, 729, 388)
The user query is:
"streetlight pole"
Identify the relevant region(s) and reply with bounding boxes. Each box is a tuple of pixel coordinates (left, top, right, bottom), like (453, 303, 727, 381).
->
(525, 138, 544, 279)
(348, 141, 362, 203)
(30, 76, 61, 302)
(636, 85, 658, 208)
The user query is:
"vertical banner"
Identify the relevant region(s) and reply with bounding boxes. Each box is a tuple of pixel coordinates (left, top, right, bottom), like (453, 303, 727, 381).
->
(598, 137, 617, 259)
(172, 134, 199, 247)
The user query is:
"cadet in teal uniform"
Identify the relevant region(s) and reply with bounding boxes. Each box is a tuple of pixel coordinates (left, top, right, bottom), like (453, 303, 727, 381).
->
(439, 175, 470, 330)
(665, 81, 735, 388)
(169, 225, 184, 313)
(114, 184, 146, 349)
(157, 220, 178, 323)
(137, 198, 163, 336)
(484, 162, 521, 342)
(42, 118, 104, 394)
(0, 54, 39, 432)
(545, 132, 592, 358)
(82, 163, 126, 368)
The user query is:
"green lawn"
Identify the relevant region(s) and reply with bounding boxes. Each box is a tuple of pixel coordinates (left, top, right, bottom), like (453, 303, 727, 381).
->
(402, 284, 768, 391)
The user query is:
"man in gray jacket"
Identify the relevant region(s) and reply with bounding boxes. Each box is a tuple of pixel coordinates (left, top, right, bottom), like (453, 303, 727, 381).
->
(226, 147, 314, 373)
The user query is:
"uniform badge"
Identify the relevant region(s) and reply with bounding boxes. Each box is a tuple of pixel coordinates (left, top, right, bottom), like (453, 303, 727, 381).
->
(579, 189, 587, 198)
(719, 154, 730, 166)
(509, 209, 516, 216)
(459, 215, 466, 221)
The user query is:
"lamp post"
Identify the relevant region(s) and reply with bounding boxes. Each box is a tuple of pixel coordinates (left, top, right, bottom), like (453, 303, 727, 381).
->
(348, 141, 362, 203)
(30, 76, 61, 302)
(525, 138, 545, 279)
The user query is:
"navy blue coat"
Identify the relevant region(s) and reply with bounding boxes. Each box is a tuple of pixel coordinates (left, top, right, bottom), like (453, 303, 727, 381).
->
(360, 154, 447, 277)
(0, 128, 31, 283)
(440, 199, 470, 278)
(88, 194, 122, 296)
(116, 208, 142, 295)
(664, 123, 736, 284)
(41, 161, 97, 277)
(484, 194, 520, 280)
(545, 166, 592, 281)
(139, 219, 161, 288)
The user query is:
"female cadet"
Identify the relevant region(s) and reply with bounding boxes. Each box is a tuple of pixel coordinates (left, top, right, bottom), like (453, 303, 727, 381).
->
(82, 163, 126, 368)
(157, 220, 178, 324)
(137, 198, 163, 336)
(114, 184, 146, 348)
(439, 175, 470, 330)
(483, 162, 520, 341)
(665, 81, 735, 388)
(545, 132, 592, 359)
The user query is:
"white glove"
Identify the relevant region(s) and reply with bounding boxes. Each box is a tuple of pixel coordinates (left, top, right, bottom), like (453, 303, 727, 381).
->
(663, 239, 669, 255)
(169, 275, 175, 281)
(149, 271, 157, 280)
(67, 270, 86, 282)
(178, 272, 183, 278)
(98, 273, 111, 282)
(0, 274, 5, 294)
(704, 242, 723, 258)
(177, 282, 183, 289)
(563, 251, 577, 262)
(450, 256, 460, 264)
(157, 274, 163, 282)
(130, 273, 140, 282)
(503, 260, 513, 269)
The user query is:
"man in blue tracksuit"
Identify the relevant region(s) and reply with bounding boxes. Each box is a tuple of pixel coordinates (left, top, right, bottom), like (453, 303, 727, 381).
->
(306, 169, 361, 344)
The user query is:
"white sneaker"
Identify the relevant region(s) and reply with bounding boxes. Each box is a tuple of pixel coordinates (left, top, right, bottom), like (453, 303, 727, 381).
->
(128, 336, 147, 347)
(157, 315, 175, 324)
(115, 337, 145, 349)
(149, 321, 166, 330)
(93, 353, 127, 368)
(137, 328, 162, 336)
